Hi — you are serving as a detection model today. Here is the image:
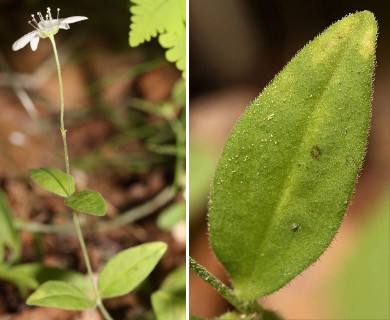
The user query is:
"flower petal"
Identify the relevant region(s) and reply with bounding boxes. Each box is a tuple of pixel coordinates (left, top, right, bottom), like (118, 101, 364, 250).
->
(12, 31, 39, 51)
(30, 36, 40, 51)
(61, 16, 88, 24)
(59, 22, 70, 30)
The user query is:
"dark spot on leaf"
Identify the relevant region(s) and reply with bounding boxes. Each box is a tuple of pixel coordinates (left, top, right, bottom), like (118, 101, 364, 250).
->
(311, 145, 322, 160)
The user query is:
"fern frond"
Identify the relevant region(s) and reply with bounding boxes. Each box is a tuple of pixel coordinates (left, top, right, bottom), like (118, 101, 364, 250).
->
(159, 22, 186, 78)
(129, 0, 186, 78)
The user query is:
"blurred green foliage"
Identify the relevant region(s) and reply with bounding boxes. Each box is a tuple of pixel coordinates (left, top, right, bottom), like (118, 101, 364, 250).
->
(329, 189, 390, 319)
(152, 266, 186, 320)
(0, 190, 20, 263)
(189, 143, 216, 221)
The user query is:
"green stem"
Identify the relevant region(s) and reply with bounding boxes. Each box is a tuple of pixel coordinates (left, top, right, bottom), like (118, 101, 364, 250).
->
(49, 36, 112, 320)
(71, 213, 98, 295)
(49, 36, 71, 193)
(189, 257, 263, 314)
(71, 213, 113, 319)
(97, 300, 114, 320)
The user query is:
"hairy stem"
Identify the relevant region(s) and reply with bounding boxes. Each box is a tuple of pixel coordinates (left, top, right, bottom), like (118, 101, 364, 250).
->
(71, 213, 98, 296)
(49, 36, 112, 320)
(49, 36, 71, 193)
(189, 257, 263, 314)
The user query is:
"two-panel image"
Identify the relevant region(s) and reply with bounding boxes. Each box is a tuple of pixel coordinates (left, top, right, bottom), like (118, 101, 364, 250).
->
(0, 1, 388, 319)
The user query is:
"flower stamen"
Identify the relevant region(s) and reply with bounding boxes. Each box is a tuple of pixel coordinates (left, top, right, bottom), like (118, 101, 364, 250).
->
(30, 14, 38, 26)
(47, 7, 53, 22)
(37, 11, 44, 21)
(28, 20, 39, 31)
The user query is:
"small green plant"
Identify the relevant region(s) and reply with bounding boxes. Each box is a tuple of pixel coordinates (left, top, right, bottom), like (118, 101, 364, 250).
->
(129, 0, 186, 78)
(190, 11, 377, 319)
(12, 8, 167, 320)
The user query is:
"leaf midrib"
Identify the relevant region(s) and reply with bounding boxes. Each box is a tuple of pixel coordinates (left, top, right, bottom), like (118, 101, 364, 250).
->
(42, 168, 68, 196)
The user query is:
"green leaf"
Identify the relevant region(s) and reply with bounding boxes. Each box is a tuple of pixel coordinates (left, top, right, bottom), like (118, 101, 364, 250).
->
(208, 11, 377, 300)
(159, 266, 186, 294)
(129, 0, 186, 78)
(64, 190, 105, 216)
(12, 263, 92, 293)
(157, 202, 186, 230)
(98, 242, 167, 299)
(152, 266, 186, 320)
(26, 280, 95, 310)
(152, 290, 186, 320)
(0, 190, 20, 262)
(29, 167, 75, 197)
(0, 264, 38, 290)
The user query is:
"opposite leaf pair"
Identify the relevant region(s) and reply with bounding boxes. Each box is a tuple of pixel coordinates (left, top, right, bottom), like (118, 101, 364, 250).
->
(27, 167, 168, 312)
(29, 167, 105, 216)
(27, 242, 167, 310)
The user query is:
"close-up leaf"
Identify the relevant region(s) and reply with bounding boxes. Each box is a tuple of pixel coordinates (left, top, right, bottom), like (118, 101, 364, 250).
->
(26, 280, 96, 310)
(208, 11, 377, 300)
(98, 242, 167, 299)
(64, 190, 106, 216)
(29, 167, 75, 197)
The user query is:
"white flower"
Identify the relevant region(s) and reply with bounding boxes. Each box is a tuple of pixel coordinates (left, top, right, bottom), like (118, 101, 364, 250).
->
(12, 7, 87, 51)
